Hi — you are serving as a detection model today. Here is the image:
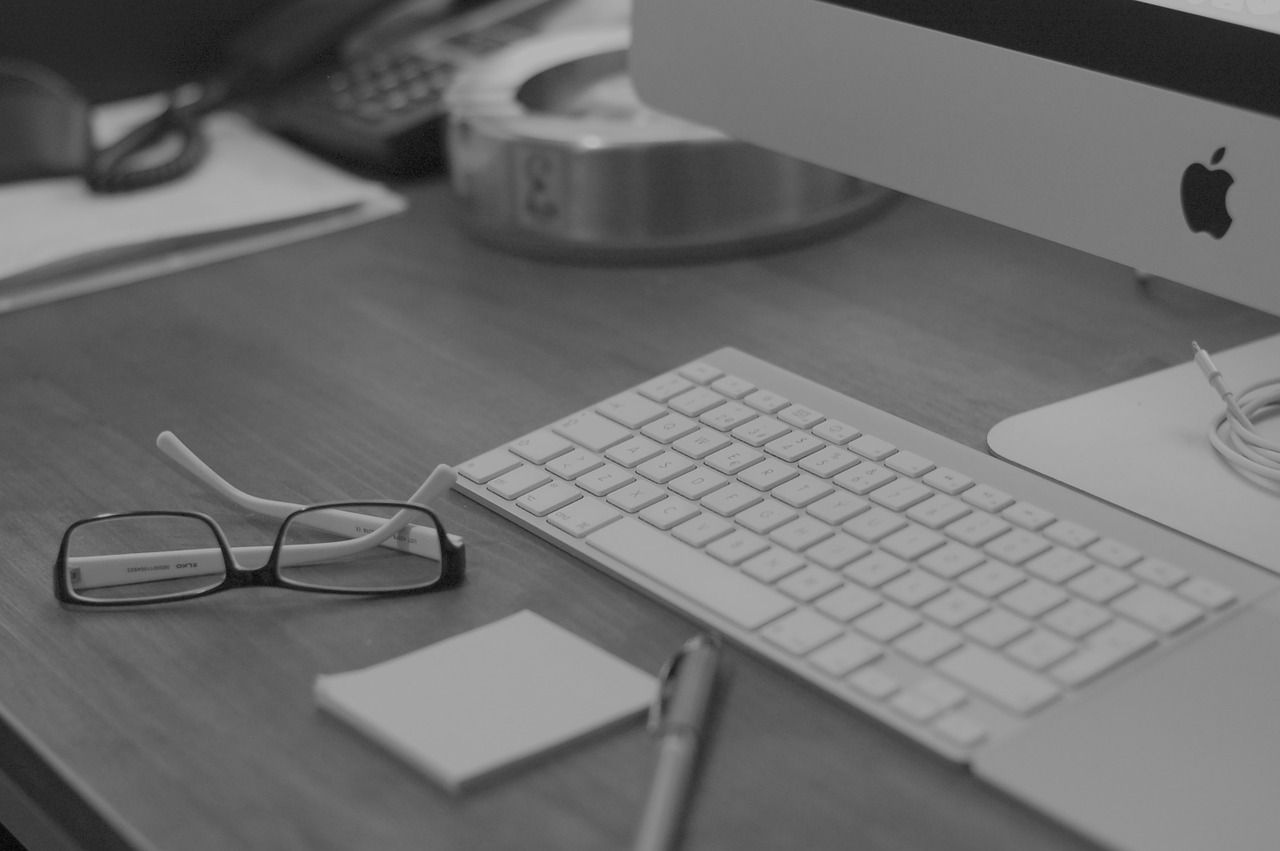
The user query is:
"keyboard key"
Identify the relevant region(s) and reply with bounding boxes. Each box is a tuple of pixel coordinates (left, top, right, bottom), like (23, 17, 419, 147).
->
(843, 507, 908, 543)
(1005, 629, 1075, 670)
(778, 565, 845, 602)
(510, 430, 574, 464)
(936, 644, 1060, 714)
(770, 516, 834, 551)
(701, 401, 758, 431)
(934, 712, 987, 747)
(944, 511, 1011, 547)
(868, 478, 933, 512)
(741, 548, 806, 583)
(577, 463, 636, 496)
(705, 444, 764, 475)
(922, 466, 974, 495)
(799, 446, 861, 478)
(1131, 557, 1188, 588)
(1177, 577, 1236, 610)
(605, 436, 664, 468)
(811, 419, 861, 445)
(488, 466, 552, 499)
(958, 562, 1025, 598)
(587, 518, 793, 629)
(702, 483, 764, 517)
(738, 459, 800, 491)
(963, 608, 1032, 647)
(918, 542, 985, 579)
(885, 451, 935, 478)
(743, 389, 789, 414)
(848, 666, 899, 699)
(1041, 599, 1111, 639)
(1067, 565, 1137, 603)
(731, 416, 791, 447)
(596, 391, 667, 428)
(1085, 538, 1143, 569)
(669, 387, 726, 417)
(808, 632, 882, 676)
(1001, 501, 1055, 531)
(982, 528, 1051, 565)
(546, 449, 604, 480)
(636, 451, 697, 484)
(706, 530, 770, 566)
(778, 404, 825, 428)
(879, 525, 946, 562)
(894, 623, 962, 663)
(999, 579, 1068, 618)
(772, 474, 835, 508)
(548, 498, 621, 538)
(906, 494, 971, 530)
(678, 361, 722, 384)
(735, 499, 799, 534)
(673, 514, 734, 547)
(457, 448, 521, 483)
(806, 534, 872, 570)
(553, 411, 632, 452)
(516, 481, 582, 516)
(922, 588, 989, 627)
(1025, 547, 1093, 583)
(711, 374, 756, 399)
(636, 372, 693, 402)
(641, 413, 700, 444)
(673, 428, 733, 459)
(607, 480, 667, 513)
(639, 497, 701, 530)
(882, 570, 949, 607)
(814, 584, 881, 622)
(853, 602, 921, 642)
(1111, 585, 1203, 634)
(807, 491, 871, 525)
(961, 484, 1014, 513)
(834, 463, 895, 495)
(669, 469, 728, 499)
(890, 689, 944, 722)
(843, 551, 909, 588)
(764, 431, 826, 463)
(762, 609, 843, 655)
(1042, 519, 1098, 549)
(848, 434, 897, 461)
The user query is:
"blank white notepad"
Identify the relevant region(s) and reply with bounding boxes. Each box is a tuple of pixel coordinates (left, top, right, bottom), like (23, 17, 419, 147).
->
(315, 610, 657, 792)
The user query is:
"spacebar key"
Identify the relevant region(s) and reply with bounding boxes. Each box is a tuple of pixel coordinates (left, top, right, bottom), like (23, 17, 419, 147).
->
(587, 518, 794, 629)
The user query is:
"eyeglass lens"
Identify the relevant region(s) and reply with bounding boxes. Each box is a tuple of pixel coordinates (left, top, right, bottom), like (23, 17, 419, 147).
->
(65, 514, 227, 603)
(277, 504, 445, 592)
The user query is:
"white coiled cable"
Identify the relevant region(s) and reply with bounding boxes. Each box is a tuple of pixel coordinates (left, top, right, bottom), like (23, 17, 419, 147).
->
(1193, 342, 1280, 484)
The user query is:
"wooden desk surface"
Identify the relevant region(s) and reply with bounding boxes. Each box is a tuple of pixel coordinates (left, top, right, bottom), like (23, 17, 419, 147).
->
(1, 178, 1277, 851)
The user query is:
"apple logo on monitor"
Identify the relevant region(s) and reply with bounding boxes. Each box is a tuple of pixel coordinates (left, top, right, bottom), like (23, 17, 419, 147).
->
(1181, 147, 1234, 239)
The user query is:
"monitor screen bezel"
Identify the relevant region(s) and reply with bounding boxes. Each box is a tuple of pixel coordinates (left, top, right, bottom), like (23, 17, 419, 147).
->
(820, 0, 1280, 121)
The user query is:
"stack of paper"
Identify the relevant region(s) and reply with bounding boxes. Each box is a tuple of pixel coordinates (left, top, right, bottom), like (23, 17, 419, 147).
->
(0, 98, 405, 315)
(315, 610, 657, 792)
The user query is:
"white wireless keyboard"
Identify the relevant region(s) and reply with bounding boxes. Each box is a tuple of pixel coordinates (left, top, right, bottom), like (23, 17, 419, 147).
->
(453, 348, 1242, 760)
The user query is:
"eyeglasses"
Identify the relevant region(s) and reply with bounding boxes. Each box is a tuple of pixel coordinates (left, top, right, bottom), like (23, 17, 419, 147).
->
(54, 432, 466, 606)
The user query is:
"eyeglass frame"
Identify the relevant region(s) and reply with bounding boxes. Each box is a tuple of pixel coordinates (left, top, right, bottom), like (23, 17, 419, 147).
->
(54, 500, 466, 607)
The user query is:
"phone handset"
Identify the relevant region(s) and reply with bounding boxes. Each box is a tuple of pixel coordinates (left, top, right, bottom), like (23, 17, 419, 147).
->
(86, 0, 402, 193)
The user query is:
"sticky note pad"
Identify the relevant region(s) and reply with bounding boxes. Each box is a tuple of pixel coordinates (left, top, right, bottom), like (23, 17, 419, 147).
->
(315, 610, 657, 792)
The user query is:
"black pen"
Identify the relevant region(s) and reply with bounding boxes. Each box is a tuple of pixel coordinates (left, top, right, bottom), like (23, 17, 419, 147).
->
(633, 634, 722, 851)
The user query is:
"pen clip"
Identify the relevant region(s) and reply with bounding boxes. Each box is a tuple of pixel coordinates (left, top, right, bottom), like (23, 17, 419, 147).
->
(647, 634, 718, 734)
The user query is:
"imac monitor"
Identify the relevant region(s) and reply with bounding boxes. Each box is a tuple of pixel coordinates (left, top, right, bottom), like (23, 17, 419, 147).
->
(630, 0, 1280, 316)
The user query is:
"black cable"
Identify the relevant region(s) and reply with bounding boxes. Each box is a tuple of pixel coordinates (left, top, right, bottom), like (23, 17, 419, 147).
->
(84, 81, 228, 194)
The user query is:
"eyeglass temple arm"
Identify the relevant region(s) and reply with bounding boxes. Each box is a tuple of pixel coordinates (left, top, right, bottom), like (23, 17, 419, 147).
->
(155, 431, 463, 551)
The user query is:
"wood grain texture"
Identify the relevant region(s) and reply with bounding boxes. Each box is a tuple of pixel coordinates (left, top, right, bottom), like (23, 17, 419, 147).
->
(1, 179, 1277, 851)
